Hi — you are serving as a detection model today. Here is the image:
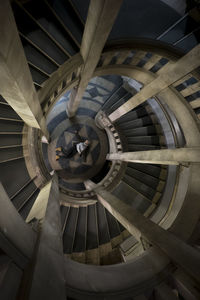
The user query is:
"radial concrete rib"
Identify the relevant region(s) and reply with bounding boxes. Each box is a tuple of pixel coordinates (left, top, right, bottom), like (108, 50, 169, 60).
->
(107, 148, 200, 165)
(0, 0, 48, 138)
(66, 0, 123, 117)
(109, 44, 200, 122)
(95, 188, 200, 284)
(25, 174, 66, 300)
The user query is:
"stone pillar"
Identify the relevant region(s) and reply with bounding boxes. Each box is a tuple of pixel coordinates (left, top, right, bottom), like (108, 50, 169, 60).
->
(24, 175, 66, 300)
(0, 0, 48, 138)
(107, 148, 200, 165)
(96, 188, 200, 284)
(66, 0, 123, 118)
(109, 44, 200, 122)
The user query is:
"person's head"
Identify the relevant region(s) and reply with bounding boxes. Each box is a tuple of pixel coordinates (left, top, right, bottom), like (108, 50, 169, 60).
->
(84, 139, 90, 146)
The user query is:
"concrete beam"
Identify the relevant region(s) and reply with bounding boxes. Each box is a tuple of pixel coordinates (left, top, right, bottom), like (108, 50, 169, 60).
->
(107, 148, 200, 165)
(0, 0, 48, 138)
(26, 181, 53, 223)
(66, 0, 123, 117)
(109, 44, 200, 122)
(25, 175, 66, 300)
(96, 188, 200, 284)
(0, 182, 36, 268)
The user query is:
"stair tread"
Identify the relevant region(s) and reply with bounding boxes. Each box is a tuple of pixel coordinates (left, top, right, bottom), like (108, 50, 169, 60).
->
(73, 206, 87, 253)
(63, 207, 78, 254)
(86, 204, 99, 250)
(123, 174, 156, 200)
(116, 107, 148, 124)
(122, 125, 161, 137)
(127, 162, 162, 178)
(128, 144, 161, 151)
(126, 135, 161, 145)
(96, 202, 111, 245)
(112, 181, 152, 214)
(105, 210, 121, 240)
(118, 116, 155, 129)
(126, 166, 160, 189)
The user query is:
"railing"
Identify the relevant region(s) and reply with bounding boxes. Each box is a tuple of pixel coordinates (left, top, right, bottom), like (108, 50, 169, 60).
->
(38, 42, 200, 123)
(38, 53, 83, 116)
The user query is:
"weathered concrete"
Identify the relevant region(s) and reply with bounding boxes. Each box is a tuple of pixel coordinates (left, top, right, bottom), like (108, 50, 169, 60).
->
(64, 247, 170, 299)
(96, 188, 200, 284)
(66, 0, 123, 117)
(38, 53, 83, 104)
(0, 182, 36, 268)
(26, 181, 54, 223)
(109, 44, 200, 122)
(107, 148, 200, 165)
(0, 0, 48, 137)
(27, 175, 66, 300)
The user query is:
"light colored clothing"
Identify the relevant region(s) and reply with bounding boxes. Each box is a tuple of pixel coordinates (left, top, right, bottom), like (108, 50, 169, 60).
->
(76, 142, 88, 154)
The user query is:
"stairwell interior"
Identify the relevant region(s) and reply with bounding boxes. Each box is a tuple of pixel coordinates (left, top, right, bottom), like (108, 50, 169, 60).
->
(0, 0, 200, 299)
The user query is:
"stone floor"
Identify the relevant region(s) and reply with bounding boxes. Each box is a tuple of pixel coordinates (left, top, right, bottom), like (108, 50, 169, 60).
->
(47, 117, 108, 183)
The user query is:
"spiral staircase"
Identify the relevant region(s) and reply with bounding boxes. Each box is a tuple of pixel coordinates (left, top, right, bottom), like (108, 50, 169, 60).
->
(0, 0, 200, 299)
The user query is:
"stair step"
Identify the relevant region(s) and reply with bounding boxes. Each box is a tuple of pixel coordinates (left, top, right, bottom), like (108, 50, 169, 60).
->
(21, 0, 78, 55)
(127, 135, 161, 145)
(128, 144, 161, 151)
(112, 181, 151, 214)
(118, 116, 155, 130)
(102, 85, 127, 111)
(127, 162, 162, 178)
(46, 0, 83, 45)
(24, 1, 78, 55)
(116, 107, 148, 124)
(0, 146, 23, 164)
(11, 180, 37, 210)
(0, 120, 24, 133)
(29, 64, 49, 85)
(122, 125, 161, 137)
(19, 188, 40, 220)
(105, 209, 121, 241)
(123, 174, 156, 200)
(22, 38, 58, 74)
(107, 92, 131, 115)
(63, 207, 79, 254)
(86, 204, 98, 250)
(126, 167, 160, 189)
(73, 206, 87, 253)
(0, 104, 22, 120)
(60, 206, 70, 233)
(96, 202, 110, 245)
